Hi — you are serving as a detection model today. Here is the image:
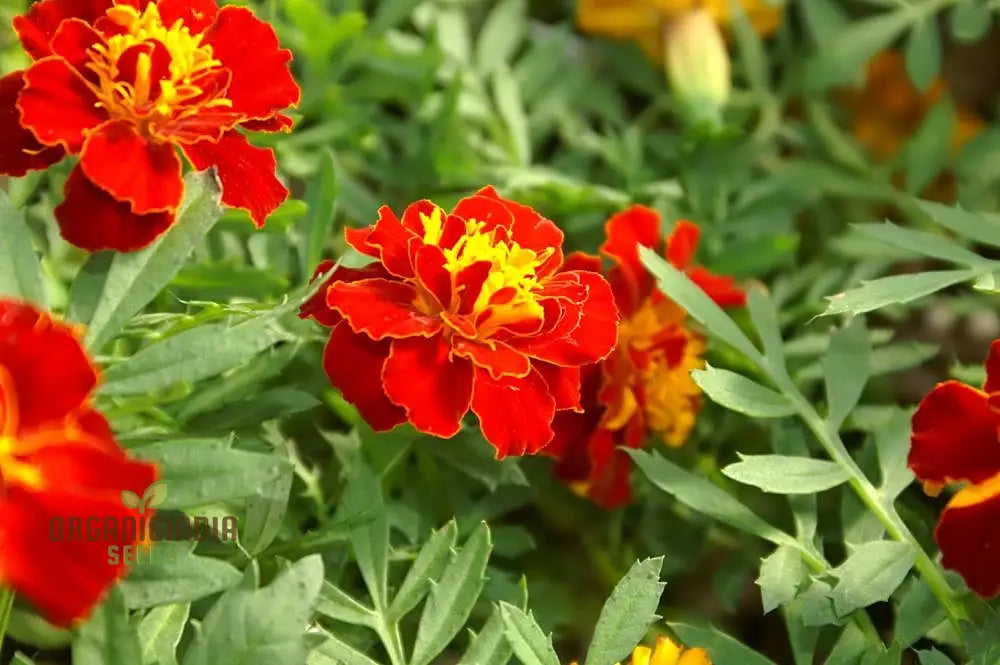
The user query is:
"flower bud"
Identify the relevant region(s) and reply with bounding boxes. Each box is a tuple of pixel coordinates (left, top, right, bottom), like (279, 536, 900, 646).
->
(663, 9, 732, 126)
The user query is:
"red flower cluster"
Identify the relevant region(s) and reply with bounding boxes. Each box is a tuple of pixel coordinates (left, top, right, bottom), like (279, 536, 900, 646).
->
(0, 0, 300, 252)
(0, 299, 158, 626)
(300, 187, 620, 458)
(910, 340, 1000, 598)
(547, 206, 745, 507)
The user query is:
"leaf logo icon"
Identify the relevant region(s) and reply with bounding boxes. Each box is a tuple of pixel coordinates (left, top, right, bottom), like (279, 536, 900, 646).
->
(122, 482, 167, 514)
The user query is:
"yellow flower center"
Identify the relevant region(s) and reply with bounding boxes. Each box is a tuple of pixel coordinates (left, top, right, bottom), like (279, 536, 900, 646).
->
(85, 3, 231, 134)
(601, 297, 704, 446)
(0, 366, 43, 490)
(420, 208, 551, 332)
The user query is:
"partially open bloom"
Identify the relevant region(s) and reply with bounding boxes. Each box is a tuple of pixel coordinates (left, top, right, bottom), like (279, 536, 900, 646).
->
(547, 206, 744, 507)
(0, 0, 300, 252)
(570, 636, 712, 665)
(299, 187, 619, 458)
(576, 0, 783, 62)
(909, 339, 1000, 598)
(0, 299, 158, 626)
(663, 9, 731, 125)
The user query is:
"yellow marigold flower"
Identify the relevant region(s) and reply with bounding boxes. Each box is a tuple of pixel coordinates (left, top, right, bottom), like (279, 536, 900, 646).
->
(576, 0, 784, 62)
(570, 636, 712, 665)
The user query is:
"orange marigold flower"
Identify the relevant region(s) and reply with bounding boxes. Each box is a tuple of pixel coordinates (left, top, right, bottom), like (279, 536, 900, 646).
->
(909, 339, 1000, 598)
(0, 298, 158, 626)
(299, 186, 620, 458)
(547, 205, 744, 508)
(0, 0, 301, 252)
(570, 636, 712, 665)
(576, 0, 783, 62)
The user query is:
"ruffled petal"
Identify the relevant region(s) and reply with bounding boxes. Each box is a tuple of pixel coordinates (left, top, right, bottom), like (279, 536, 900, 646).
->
(383, 334, 474, 438)
(414, 244, 452, 311)
(665, 219, 700, 268)
(0, 299, 97, 433)
(240, 114, 294, 133)
(534, 361, 583, 411)
(367, 205, 419, 279)
(687, 266, 747, 308)
(561, 250, 602, 274)
(0, 71, 64, 176)
(55, 166, 174, 252)
(935, 472, 1000, 598)
(156, 0, 218, 33)
(322, 322, 406, 431)
(202, 6, 300, 119)
(345, 226, 377, 257)
(585, 428, 634, 509)
(982, 339, 1000, 394)
(451, 338, 531, 379)
(18, 56, 104, 152)
(182, 131, 287, 227)
(80, 120, 184, 214)
(601, 204, 660, 315)
(466, 186, 565, 277)
(326, 278, 441, 340)
(12, 0, 115, 59)
(470, 367, 556, 458)
(49, 17, 102, 73)
(909, 381, 1000, 485)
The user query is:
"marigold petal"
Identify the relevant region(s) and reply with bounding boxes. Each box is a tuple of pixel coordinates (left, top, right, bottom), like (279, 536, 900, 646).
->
(471, 186, 566, 277)
(0, 299, 97, 432)
(182, 130, 287, 227)
(601, 205, 661, 313)
(368, 205, 419, 279)
(12, 0, 115, 59)
(322, 322, 406, 431)
(534, 362, 583, 411)
(299, 261, 392, 328)
(203, 6, 300, 119)
(676, 647, 711, 665)
(562, 250, 603, 273)
(80, 120, 183, 214)
(18, 56, 104, 152)
(452, 338, 531, 379)
(587, 428, 635, 509)
(935, 472, 1000, 598)
(327, 278, 441, 340)
(414, 244, 452, 311)
(0, 71, 64, 177)
(241, 114, 295, 133)
(56, 166, 175, 252)
(471, 367, 556, 458)
(48, 18, 103, 76)
(455, 261, 493, 315)
(666, 219, 700, 268)
(156, 0, 219, 33)
(345, 226, 378, 257)
(909, 381, 1000, 485)
(383, 334, 473, 438)
(982, 339, 1000, 394)
(687, 267, 746, 308)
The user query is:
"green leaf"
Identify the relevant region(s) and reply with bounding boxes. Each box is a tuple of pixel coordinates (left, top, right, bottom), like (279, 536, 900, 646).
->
(905, 100, 957, 194)
(120, 542, 242, 609)
(131, 438, 293, 509)
(584, 557, 665, 665)
(874, 410, 915, 500)
(916, 200, 1000, 248)
(499, 602, 560, 665)
(894, 579, 945, 648)
(475, 0, 526, 76)
(824, 317, 871, 428)
(72, 587, 142, 665)
(0, 191, 45, 306)
(823, 270, 978, 316)
(339, 462, 389, 610)
(918, 650, 956, 665)
(79, 171, 222, 350)
(640, 248, 761, 361)
(11, 653, 37, 665)
(629, 450, 791, 546)
(301, 148, 339, 280)
(309, 632, 381, 665)
(691, 365, 796, 418)
(757, 545, 806, 614)
(782, 601, 820, 665)
(458, 608, 514, 665)
(138, 603, 189, 665)
(825, 623, 869, 665)
(904, 17, 941, 91)
(851, 222, 987, 267)
(100, 313, 291, 396)
(669, 622, 780, 665)
(182, 555, 324, 665)
(799, 0, 849, 45)
(950, 2, 991, 42)
(747, 289, 786, 369)
(67, 252, 114, 325)
(241, 458, 293, 556)
(316, 582, 376, 626)
(494, 64, 530, 166)
(388, 521, 458, 620)
(411, 523, 492, 665)
(728, 0, 768, 91)
(806, 10, 914, 90)
(830, 541, 916, 616)
(722, 454, 849, 494)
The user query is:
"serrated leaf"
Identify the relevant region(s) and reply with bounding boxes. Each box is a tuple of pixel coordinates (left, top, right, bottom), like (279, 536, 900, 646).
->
(411, 523, 491, 665)
(722, 455, 849, 494)
(629, 450, 791, 545)
(0, 191, 45, 306)
(138, 603, 189, 665)
(669, 622, 780, 665)
(182, 555, 324, 665)
(79, 171, 222, 350)
(894, 578, 945, 648)
(584, 557, 665, 665)
(830, 541, 915, 616)
(757, 545, 806, 614)
(458, 608, 513, 665)
(499, 603, 560, 665)
(389, 521, 458, 620)
(338, 462, 389, 610)
(692, 365, 796, 418)
(241, 456, 293, 556)
(904, 17, 941, 91)
(72, 587, 141, 665)
(309, 632, 381, 665)
(825, 623, 869, 665)
(851, 222, 987, 267)
(823, 270, 977, 316)
(316, 582, 375, 626)
(916, 200, 1000, 248)
(121, 542, 241, 609)
(824, 317, 871, 428)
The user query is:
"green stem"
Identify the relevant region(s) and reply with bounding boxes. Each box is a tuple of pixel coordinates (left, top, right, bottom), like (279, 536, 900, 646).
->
(375, 618, 407, 665)
(0, 588, 14, 655)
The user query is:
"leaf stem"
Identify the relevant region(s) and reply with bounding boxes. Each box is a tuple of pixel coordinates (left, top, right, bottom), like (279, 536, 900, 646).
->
(0, 588, 14, 655)
(375, 617, 407, 665)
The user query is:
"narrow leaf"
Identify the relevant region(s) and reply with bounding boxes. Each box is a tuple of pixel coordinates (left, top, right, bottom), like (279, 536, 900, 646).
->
(692, 365, 796, 418)
(339, 462, 389, 610)
(0, 191, 45, 306)
(458, 608, 514, 665)
(499, 603, 560, 665)
(722, 454, 849, 495)
(823, 317, 871, 428)
(72, 587, 142, 665)
(584, 557, 665, 665)
(830, 541, 915, 616)
(669, 622, 780, 665)
(389, 521, 458, 620)
(138, 603, 189, 665)
(823, 270, 977, 316)
(757, 545, 806, 614)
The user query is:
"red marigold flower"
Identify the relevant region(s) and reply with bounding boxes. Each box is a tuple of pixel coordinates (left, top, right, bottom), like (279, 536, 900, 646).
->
(547, 205, 745, 508)
(299, 186, 620, 458)
(909, 339, 1000, 598)
(0, 0, 300, 252)
(0, 298, 158, 626)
